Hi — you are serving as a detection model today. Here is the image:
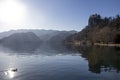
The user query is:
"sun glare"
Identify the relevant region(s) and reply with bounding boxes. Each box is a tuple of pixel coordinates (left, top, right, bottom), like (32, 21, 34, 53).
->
(5, 70, 15, 78)
(0, 0, 27, 24)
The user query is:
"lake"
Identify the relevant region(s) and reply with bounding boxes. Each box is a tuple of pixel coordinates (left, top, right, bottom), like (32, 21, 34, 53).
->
(0, 44, 120, 80)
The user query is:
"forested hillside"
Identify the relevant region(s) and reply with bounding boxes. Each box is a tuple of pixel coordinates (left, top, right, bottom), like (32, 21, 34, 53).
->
(65, 14, 120, 45)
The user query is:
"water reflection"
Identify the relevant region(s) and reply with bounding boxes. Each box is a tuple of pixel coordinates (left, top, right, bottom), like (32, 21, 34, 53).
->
(68, 45, 120, 74)
(0, 43, 120, 80)
(0, 43, 73, 55)
(1, 68, 17, 79)
(0, 42, 120, 75)
(5, 70, 15, 78)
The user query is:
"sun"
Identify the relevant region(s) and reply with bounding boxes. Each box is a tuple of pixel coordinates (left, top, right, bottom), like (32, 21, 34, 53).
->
(0, 0, 27, 24)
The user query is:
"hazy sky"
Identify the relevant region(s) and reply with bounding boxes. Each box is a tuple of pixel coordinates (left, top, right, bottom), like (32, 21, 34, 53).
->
(0, 0, 120, 32)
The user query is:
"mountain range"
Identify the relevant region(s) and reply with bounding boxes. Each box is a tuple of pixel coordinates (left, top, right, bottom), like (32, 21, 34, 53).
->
(0, 29, 76, 52)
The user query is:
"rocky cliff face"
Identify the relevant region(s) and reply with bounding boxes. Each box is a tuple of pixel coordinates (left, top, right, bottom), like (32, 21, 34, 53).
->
(88, 14, 102, 28)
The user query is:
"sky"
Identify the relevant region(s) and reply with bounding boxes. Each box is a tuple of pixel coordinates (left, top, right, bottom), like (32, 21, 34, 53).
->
(0, 0, 120, 32)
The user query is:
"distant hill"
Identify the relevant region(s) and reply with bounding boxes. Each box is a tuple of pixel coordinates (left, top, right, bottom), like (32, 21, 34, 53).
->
(0, 29, 76, 51)
(0, 29, 59, 40)
(0, 29, 76, 52)
(65, 14, 120, 45)
(0, 29, 76, 42)
(48, 31, 76, 46)
(0, 32, 42, 52)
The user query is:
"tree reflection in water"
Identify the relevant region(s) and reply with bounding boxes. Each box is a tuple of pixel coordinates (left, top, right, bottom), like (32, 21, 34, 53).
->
(67, 45, 120, 74)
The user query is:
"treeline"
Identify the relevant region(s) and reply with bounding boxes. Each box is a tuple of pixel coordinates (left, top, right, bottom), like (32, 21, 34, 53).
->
(65, 14, 120, 45)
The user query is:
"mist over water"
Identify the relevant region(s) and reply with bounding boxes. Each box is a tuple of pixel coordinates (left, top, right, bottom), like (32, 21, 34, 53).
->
(0, 43, 120, 80)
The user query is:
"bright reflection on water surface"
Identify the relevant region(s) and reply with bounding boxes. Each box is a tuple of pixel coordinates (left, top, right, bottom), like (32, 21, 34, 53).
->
(4, 68, 17, 79)
(5, 70, 15, 78)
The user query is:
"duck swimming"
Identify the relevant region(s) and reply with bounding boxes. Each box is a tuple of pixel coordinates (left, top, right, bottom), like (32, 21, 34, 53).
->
(9, 68, 18, 72)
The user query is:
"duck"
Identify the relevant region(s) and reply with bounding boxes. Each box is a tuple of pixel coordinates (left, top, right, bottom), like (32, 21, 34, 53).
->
(10, 68, 18, 72)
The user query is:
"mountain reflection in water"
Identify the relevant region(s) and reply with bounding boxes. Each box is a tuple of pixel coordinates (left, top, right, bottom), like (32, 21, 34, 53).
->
(0, 43, 120, 80)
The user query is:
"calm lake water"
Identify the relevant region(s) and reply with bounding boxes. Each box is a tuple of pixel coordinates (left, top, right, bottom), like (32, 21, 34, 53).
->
(0, 44, 120, 80)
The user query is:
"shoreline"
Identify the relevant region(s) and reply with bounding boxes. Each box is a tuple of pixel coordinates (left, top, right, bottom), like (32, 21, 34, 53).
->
(94, 43, 120, 47)
(65, 42, 120, 47)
